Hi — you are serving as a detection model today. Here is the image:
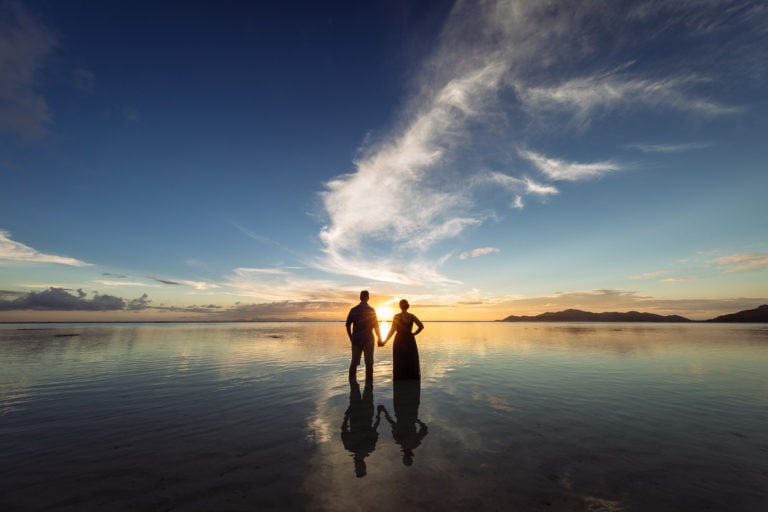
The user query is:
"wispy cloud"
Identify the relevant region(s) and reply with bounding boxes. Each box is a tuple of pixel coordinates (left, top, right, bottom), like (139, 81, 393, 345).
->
(518, 73, 742, 122)
(459, 247, 500, 260)
(317, 61, 506, 284)
(661, 276, 700, 283)
(94, 280, 148, 287)
(0, 2, 56, 139)
(180, 280, 221, 291)
(628, 270, 673, 280)
(713, 253, 768, 272)
(518, 150, 621, 181)
(624, 141, 712, 153)
(227, 267, 353, 302)
(0, 230, 91, 267)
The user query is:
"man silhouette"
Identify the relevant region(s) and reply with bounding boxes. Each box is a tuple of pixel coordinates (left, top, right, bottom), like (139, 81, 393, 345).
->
(346, 290, 382, 381)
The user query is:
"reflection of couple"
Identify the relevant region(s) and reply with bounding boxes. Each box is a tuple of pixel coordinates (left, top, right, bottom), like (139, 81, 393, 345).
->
(346, 290, 424, 382)
(340, 379, 429, 476)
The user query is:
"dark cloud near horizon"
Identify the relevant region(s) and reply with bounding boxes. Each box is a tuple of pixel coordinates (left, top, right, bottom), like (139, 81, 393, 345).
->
(102, 272, 128, 278)
(0, 287, 150, 311)
(0, 289, 30, 300)
(127, 294, 150, 310)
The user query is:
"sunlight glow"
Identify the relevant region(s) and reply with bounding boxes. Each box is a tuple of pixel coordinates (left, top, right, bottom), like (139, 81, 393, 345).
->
(376, 306, 395, 321)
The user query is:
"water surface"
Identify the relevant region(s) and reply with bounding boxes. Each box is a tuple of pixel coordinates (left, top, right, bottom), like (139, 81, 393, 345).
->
(1, 322, 767, 511)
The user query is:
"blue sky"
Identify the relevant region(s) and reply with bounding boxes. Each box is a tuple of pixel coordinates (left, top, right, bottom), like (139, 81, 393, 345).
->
(1, 0, 767, 321)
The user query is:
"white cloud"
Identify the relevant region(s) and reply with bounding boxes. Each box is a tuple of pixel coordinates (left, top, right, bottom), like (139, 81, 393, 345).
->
(0, 230, 91, 267)
(180, 280, 221, 291)
(94, 280, 148, 287)
(227, 267, 352, 301)
(713, 253, 768, 272)
(459, 247, 500, 260)
(518, 73, 742, 122)
(661, 276, 700, 283)
(317, 61, 507, 283)
(483, 171, 560, 196)
(518, 150, 621, 181)
(0, 2, 56, 139)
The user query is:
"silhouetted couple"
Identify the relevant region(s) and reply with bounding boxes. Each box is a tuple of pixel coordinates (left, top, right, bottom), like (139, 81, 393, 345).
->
(346, 290, 424, 381)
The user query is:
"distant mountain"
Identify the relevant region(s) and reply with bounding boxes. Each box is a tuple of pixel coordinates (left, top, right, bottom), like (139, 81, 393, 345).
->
(500, 309, 691, 322)
(706, 304, 768, 323)
(500, 305, 768, 323)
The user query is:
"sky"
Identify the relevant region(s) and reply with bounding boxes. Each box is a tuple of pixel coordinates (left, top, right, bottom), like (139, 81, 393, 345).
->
(1, 0, 767, 322)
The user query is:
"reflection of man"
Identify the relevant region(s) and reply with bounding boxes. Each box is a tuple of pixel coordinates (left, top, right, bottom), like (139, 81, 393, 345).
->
(341, 379, 381, 477)
(345, 290, 382, 381)
(379, 380, 428, 466)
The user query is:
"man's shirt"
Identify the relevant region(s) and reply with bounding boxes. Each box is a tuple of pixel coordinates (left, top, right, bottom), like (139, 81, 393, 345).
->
(346, 303, 378, 345)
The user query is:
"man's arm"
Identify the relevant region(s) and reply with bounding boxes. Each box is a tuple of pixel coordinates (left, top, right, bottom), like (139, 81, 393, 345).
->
(345, 310, 353, 340)
(372, 311, 382, 342)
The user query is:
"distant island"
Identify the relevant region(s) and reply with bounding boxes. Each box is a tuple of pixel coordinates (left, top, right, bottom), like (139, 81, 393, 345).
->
(499, 305, 768, 323)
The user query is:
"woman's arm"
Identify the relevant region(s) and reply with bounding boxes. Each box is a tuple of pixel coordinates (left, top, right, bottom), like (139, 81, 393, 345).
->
(382, 315, 398, 344)
(413, 315, 424, 336)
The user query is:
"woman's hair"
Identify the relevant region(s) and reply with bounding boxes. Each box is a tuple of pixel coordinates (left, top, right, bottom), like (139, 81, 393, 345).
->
(399, 299, 409, 311)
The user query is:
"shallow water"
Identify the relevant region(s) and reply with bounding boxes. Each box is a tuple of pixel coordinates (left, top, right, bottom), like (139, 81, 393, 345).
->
(1, 322, 767, 511)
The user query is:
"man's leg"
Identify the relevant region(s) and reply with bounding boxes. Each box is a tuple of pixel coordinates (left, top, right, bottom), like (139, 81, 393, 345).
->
(350, 343, 363, 381)
(363, 340, 374, 381)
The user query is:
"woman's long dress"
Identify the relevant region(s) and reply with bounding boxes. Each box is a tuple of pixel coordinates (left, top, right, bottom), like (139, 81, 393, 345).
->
(392, 313, 420, 380)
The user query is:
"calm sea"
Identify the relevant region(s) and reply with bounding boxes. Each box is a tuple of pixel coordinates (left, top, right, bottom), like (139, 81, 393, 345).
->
(1, 322, 767, 511)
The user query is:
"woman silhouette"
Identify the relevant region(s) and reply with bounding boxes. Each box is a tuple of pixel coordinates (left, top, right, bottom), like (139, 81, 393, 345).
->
(380, 299, 424, 380)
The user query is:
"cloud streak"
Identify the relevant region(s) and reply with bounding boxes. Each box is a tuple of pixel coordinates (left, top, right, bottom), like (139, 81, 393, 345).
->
(625, 142, 713, 153)
(714, 253, 768, 273)
(459, 247, 500, 260)
(518, 73, 742, 122)
(518, 150, 621, 182)
(0, 230, 91, 267)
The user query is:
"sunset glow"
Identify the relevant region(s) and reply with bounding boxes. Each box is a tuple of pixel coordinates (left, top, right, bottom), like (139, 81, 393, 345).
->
(376, 307, 396, 322)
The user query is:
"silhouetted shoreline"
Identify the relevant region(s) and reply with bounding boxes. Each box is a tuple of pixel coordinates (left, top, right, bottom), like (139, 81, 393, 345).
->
(499, 304, 768, 323)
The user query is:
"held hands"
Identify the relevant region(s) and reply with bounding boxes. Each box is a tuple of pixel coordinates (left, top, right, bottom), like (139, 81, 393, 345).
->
(377, 340, 385, 347)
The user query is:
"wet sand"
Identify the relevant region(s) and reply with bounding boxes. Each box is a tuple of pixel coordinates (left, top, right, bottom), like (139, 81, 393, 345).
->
(1, 322, 767, 511)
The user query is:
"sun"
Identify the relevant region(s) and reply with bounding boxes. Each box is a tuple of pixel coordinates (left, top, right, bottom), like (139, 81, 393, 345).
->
(376, 306, 395, 320)
(376, 306, 396, 338)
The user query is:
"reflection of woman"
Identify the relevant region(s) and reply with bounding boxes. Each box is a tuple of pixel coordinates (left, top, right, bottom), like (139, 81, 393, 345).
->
(380, 299, 424, 380)
(378, 380, 428, 466)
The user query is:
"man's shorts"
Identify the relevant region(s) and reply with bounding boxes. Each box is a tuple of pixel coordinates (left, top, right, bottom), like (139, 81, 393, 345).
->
(351, 339, 374, 367)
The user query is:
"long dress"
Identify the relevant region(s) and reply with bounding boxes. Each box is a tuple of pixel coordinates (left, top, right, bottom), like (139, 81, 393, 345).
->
(392, 313, 421, 380)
